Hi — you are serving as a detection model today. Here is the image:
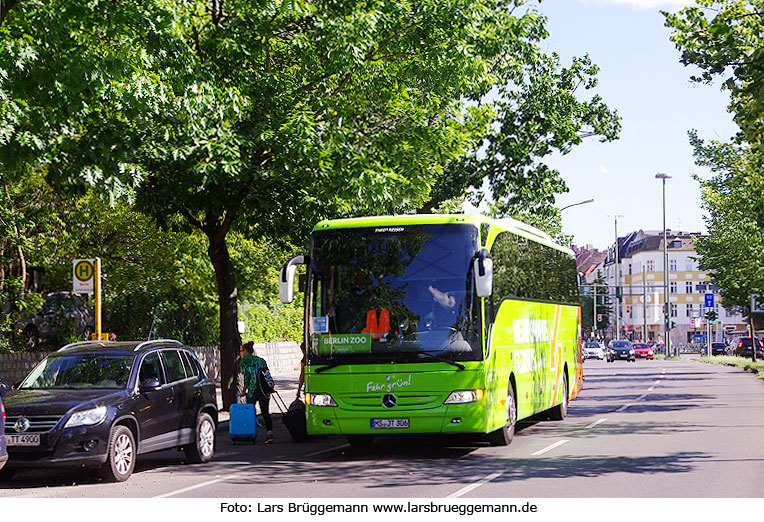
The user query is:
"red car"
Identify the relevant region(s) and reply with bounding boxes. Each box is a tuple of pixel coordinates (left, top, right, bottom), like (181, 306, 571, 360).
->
(633, 343, 654, 359)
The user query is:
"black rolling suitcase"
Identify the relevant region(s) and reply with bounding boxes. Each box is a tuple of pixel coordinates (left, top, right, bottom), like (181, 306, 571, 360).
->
(273, 392, 310, 442)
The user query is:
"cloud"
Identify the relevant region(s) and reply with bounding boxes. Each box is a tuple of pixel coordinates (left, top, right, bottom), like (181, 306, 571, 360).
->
(576, 0, 694, 8)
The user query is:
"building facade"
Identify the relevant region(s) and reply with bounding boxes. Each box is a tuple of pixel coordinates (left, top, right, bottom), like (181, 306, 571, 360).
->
(597, 230, 746, 346)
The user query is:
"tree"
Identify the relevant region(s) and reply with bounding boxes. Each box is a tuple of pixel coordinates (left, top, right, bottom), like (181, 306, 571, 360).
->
(664, 1, 764, 148)
(664, 2, 764, 329)
(1, 1, 620, 407)
(689, 133, 764, 310)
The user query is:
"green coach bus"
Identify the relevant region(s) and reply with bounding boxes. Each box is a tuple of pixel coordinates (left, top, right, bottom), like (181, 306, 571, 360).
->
(279, 214, 583, 447)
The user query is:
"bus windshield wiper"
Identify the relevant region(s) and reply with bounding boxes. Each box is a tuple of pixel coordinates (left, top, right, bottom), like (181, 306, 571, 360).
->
(417, 352, 465, 370)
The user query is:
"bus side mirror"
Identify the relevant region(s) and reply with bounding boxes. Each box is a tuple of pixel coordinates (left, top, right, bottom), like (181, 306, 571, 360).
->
(474, 249, 493, 298)
(279, 255, 308, 304)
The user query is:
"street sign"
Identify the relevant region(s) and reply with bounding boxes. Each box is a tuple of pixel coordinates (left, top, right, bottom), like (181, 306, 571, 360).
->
(704, 293, 714, 308)
(73, 259, 95, 294)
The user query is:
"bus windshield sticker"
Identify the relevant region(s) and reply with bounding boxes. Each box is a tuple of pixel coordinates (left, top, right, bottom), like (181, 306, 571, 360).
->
(311, 316, 329, 334)
(318, 333, 372, 355)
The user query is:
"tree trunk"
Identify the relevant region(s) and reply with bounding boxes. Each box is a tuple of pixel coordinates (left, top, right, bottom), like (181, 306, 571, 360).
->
(206, 227, 241, 410)
(0, 0, 18, 29)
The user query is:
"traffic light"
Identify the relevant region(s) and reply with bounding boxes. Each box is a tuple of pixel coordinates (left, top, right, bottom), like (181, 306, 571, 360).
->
(597, 313, 602, 322)
(705, 310, 717, 324)
(625, 305, 631, 313)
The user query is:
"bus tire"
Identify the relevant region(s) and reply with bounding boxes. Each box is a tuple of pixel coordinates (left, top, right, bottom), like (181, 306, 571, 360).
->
(549, 373, 568, 421)
(488, 383, 516, 446)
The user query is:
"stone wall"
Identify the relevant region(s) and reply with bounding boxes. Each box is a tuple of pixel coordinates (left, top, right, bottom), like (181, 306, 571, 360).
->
(0, 352, 48, 385)
(0, 341, 302, 385)
(192, 341, 302, 381)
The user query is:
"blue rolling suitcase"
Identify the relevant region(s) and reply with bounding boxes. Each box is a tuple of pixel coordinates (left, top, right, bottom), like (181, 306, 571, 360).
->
(229, 402, 257, 444)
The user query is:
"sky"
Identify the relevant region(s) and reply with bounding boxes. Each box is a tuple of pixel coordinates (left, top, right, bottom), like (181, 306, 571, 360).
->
(527, 0, 738, 250)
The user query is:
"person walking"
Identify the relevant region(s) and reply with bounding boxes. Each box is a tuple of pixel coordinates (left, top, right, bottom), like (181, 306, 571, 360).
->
(296, 341, 306, 400)
(239, 341, 275, 444)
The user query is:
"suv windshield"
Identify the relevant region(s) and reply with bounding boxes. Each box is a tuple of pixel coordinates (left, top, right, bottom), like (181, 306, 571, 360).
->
(308, 224, 481, 363)
(20, 353, 133, 389)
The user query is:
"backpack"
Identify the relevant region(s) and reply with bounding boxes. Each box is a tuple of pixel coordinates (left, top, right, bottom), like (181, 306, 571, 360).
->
(258, 368, 275, 395)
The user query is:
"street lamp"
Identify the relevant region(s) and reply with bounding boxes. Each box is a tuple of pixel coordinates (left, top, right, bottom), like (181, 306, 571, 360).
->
(608, 214, 624, 340)
(560, 198, 594, 212)
(656, 172, 673, 357)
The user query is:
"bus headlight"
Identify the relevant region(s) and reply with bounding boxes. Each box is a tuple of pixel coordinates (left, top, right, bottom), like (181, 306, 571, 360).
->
(306, 393, 337, 407)
(444, 389, 484, 404)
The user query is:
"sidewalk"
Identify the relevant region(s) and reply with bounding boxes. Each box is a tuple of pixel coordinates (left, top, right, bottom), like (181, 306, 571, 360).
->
(215, 367, 301, 422)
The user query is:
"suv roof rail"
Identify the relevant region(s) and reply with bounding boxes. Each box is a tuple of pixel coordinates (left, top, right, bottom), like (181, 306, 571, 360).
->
(134, 339, 183, 351)
(58, 340, 114, 352)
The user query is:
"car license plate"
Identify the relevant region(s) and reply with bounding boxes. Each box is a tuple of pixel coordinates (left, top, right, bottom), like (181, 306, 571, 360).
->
(7, 433, 40, 446)
(371, 418, 409, 429)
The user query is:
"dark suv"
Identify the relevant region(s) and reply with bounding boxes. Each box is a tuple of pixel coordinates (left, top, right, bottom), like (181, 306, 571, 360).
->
(1, 339, 217, 482)
(21, 292, 95, 350)
(606, 340, 635, 362)
(727, 337, 764, 359)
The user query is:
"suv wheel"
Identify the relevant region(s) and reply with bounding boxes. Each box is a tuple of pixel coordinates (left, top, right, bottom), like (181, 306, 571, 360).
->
(184, 412, 215, 463)
(100, 425, 135, 482)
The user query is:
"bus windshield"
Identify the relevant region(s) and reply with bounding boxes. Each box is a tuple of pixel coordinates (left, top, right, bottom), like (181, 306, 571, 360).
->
(308, 224, 482, 364)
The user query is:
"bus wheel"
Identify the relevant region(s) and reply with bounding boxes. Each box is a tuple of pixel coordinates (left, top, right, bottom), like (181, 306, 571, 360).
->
(549, 374, 568, 421)
(488, 384, 516, 446)
(347, 435, 374, 450)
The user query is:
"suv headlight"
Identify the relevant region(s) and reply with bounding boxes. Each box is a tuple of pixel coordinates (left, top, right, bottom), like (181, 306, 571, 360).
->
(65, 406, 107, 428)
(306, 393, 337, 407)
(444, 389, 484, 404)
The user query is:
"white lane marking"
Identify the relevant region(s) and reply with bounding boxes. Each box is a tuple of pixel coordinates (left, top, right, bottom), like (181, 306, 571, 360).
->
(585, 418, 607, 429)
(305, 444, 350, 457)
(616, 404, 631, 412)
(446, 471, 503, 498)
(153, 474, 240, 498)
(531, 439, 570, 456)
(637, 394, 647, 400)
(648, 387, 655, 392)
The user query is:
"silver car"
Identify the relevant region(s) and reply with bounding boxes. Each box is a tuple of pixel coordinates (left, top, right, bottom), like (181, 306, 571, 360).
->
(583, 341, 605, 360)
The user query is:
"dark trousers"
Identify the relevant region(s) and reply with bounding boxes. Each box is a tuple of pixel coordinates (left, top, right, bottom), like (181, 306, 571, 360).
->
(247, 394, 273, 432)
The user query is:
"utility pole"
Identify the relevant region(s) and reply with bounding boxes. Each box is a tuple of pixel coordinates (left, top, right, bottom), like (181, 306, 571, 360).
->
(642, 266, 647, 342)
(751, 294, 759, 363)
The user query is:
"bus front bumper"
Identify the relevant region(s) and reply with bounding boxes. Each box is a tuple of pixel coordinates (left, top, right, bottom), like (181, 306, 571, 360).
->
(306, 402, 489, 436)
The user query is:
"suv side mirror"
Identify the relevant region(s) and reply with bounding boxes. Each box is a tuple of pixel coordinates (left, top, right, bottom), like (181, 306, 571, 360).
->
(473, 248, 493, 298)
(139, 378, 162, 392)
(0, 379, 9, 398)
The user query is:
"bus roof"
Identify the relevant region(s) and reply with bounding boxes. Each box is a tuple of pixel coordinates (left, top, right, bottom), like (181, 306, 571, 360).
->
(311, 214, 573, 255)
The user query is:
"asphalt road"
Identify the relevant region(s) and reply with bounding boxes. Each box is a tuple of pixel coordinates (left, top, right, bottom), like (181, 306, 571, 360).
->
(2, 356, 764, 498)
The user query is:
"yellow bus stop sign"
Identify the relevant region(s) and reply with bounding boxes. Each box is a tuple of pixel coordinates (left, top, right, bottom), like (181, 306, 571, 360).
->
(73, 259, 95, 293)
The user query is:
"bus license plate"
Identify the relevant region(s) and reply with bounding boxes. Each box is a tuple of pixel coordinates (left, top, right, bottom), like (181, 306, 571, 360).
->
(7, 433, 40, 446)
(371, 418, 409, 429)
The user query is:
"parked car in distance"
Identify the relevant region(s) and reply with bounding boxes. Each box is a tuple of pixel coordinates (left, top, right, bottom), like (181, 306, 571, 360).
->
(711, 342, 726, 356)
(20, 292, 95, 350)
(632, 343, 654, 360)
(583, 341, 605, 360)
(0, 389, 7, 472)
(1, 339, 218, 482)
(607, 340, 635, 362)
(726, 337, 764, 359)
